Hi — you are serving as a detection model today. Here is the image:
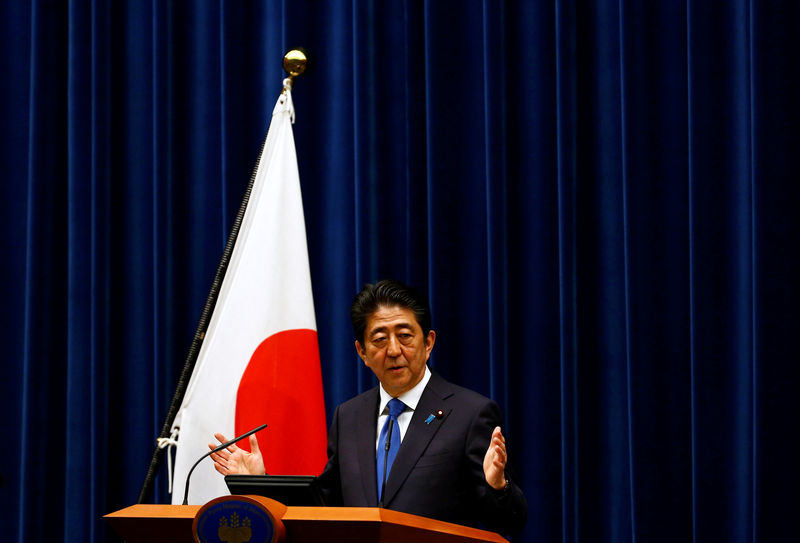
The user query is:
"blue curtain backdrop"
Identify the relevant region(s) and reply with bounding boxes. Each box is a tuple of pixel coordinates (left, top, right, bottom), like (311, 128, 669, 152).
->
(1, 1, 797, 542)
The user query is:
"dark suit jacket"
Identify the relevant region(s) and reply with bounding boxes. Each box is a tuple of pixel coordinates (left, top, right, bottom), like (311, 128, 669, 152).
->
(317, 370, 527, 534)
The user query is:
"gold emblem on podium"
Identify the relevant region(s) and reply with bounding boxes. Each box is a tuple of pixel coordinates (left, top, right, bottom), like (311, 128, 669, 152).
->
(218, 511, 252, 543)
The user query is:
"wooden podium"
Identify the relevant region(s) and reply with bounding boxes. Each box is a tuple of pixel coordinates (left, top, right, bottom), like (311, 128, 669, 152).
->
(105, 496, 508, 543)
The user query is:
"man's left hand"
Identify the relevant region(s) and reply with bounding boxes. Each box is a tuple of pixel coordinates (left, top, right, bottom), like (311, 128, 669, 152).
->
(483, 426, 507, 490)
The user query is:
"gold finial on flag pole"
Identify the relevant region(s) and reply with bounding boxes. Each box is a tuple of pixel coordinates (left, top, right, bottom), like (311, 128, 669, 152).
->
(283, 48, 308, 82)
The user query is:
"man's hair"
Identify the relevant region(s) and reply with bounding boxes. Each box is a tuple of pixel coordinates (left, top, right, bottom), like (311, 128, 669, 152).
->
(350, 279, 432, 345)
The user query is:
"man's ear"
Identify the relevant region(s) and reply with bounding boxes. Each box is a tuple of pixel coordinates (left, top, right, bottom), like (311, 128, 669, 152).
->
(355, 339, 367, 363)
(424, 330, 436, 358)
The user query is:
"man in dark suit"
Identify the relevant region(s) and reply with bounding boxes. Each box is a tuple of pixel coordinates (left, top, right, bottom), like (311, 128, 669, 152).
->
(210, 280, 527, 535)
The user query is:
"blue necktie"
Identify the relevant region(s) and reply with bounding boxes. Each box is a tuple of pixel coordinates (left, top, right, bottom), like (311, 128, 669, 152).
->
(376, 398, 406, 504)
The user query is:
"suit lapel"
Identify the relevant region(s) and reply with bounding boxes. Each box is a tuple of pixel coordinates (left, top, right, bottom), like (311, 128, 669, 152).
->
(355, 388, 380, 505)
(381, 372, 455, 507)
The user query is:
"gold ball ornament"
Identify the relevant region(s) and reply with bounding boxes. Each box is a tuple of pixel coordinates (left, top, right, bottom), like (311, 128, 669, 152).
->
(283, 49, 308, 78)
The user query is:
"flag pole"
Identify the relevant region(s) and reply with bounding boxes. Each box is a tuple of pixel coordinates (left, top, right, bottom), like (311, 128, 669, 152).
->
(137, 48, 309, 504)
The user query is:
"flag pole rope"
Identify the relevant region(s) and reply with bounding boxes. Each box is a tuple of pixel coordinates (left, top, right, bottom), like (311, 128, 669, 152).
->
(137, 127, 267, 504)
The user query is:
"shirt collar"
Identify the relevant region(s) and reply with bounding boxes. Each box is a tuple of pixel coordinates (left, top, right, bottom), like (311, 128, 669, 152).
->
(378, 365, 432, 415)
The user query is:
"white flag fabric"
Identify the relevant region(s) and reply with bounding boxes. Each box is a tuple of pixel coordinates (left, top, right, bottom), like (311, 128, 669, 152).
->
(170, 82, 327, 505)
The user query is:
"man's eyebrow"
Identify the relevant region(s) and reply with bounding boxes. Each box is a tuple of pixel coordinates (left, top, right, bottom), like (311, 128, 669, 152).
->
(368, 323, 414, 337)
(369, 326, 388, 337)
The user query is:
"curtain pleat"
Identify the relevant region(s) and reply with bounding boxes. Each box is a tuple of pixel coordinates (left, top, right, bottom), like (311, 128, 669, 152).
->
(1, 1, 798, 542)
(554, 0, 579, 542)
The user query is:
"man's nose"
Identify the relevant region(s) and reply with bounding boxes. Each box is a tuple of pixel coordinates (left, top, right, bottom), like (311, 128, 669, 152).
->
(387, 335, 401, 357)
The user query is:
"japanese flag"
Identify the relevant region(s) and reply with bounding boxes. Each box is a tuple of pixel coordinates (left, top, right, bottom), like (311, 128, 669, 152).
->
(170, 83, 327, 504)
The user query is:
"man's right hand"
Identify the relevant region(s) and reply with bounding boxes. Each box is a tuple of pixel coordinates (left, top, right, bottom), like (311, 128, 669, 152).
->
(208, 432, 266, 475)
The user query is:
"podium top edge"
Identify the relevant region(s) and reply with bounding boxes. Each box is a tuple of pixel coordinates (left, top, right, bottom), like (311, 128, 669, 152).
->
(104, 504, 201, 519)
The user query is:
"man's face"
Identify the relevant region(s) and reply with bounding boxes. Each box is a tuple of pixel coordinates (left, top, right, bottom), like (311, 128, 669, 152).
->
(355, 305, 436, 397)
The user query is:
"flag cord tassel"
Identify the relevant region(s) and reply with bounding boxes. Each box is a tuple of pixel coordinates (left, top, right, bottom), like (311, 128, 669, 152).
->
(156, 427, 180, 495)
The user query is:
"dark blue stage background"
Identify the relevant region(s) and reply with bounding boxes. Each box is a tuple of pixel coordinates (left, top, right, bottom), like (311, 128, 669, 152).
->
(1, 1, 797, 542)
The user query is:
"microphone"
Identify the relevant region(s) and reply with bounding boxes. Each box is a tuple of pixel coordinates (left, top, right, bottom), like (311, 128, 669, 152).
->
(182, 422, 267, 505)
(379, 419, 394, 508)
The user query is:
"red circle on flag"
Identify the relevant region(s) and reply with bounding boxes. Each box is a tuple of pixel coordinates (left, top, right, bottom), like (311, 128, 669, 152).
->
(235, 328, 327, 475)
